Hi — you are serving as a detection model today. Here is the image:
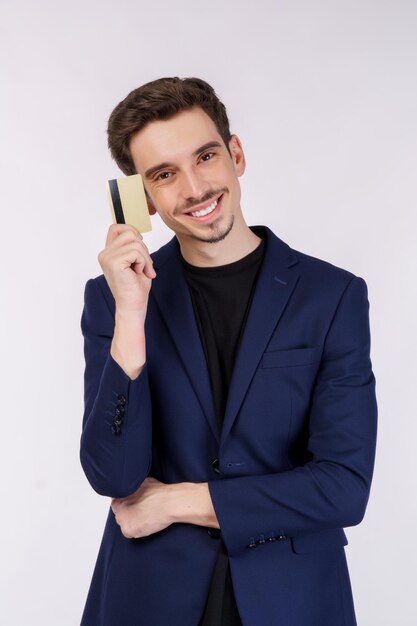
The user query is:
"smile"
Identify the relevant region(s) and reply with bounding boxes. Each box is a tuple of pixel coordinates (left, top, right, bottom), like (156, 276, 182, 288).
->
(190, 199, 218, 218)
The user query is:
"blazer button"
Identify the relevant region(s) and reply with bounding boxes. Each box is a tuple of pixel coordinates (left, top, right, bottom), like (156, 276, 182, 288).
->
(117, 394, 126, 406)
(211, 459, 220, 474)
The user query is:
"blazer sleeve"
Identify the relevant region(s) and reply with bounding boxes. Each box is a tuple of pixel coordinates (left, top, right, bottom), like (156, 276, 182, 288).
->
(79, 277, 152, 498)
(208, 276, 378, 557)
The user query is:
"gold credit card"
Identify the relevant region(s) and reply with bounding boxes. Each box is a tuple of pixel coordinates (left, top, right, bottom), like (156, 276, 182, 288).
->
(106, 174, 152, 233)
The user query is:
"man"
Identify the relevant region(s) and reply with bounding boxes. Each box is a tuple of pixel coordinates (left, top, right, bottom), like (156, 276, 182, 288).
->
(80, 77, 377, 626)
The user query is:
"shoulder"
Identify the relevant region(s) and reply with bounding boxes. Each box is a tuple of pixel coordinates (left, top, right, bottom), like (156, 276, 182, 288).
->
(293, 247, 370, 305)
(293, 246, 356, 283)
(263, 225, 358, 280)
(258, 224, 368, 302)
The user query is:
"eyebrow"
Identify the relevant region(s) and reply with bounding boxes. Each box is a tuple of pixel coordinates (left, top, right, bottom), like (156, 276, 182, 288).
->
(144, 141, 223, 180)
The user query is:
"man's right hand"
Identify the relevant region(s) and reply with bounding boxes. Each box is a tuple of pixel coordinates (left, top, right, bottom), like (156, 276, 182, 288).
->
(98, 224, 156, 380)
(98, 224, 156, 315)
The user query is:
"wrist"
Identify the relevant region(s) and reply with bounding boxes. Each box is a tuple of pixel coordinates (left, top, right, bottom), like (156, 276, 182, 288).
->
(168, 482, 219, 528)
(115, 308, 147, 327)
(111, 317, 147, 380)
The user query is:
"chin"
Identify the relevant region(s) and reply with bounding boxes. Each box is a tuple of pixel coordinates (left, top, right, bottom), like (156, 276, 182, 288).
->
(192, 215, 234, 244)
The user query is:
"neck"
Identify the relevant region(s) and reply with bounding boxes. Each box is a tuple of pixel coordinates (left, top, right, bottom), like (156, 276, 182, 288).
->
(177, 215, 262, 267)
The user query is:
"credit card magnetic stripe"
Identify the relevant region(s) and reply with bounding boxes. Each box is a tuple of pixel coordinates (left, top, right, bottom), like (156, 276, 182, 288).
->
(108, 179, 125, 224)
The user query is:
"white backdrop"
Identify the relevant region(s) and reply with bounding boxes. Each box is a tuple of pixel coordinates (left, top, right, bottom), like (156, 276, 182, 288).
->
(1, 1, 416, 624)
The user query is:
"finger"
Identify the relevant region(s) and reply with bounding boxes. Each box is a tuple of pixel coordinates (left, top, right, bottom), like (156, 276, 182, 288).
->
(121, 250, 150, 275)
(107, 236, 153, 266)
(102, 231, 156, 279)
(109, 242, 154, 274)
(106, 223, 142, 247)
(130, 250, 156, 279)
(137, 261, 156, 278)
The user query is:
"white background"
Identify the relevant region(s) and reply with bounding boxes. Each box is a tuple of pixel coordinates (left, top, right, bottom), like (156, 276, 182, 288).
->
(1, 1, 416, 624)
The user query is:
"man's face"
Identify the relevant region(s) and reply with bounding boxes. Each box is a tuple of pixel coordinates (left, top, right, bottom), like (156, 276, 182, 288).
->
(129, 107, 246, 245)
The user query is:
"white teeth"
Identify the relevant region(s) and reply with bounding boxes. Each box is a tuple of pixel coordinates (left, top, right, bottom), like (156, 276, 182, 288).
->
(190, 199, 218, 218)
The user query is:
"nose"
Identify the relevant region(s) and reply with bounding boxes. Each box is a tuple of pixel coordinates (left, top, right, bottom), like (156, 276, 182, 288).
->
(180, 166, 208, 204)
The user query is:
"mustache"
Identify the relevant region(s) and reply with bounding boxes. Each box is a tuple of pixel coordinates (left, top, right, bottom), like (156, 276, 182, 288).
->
(175, 187, 228, 214)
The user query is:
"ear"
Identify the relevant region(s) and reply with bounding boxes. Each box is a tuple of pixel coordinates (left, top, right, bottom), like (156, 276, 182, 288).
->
(228, 134, 246, 177)
(144, 188, 157, 215)
(147, 202, 157, 216)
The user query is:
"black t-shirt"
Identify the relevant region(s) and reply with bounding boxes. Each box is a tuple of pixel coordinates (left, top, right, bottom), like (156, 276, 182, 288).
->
(181, 235, 266, 626)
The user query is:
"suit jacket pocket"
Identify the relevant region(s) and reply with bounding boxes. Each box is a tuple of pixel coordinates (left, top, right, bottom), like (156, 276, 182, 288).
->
(291, 528, 348, 554)
(261, 346, 321, 369)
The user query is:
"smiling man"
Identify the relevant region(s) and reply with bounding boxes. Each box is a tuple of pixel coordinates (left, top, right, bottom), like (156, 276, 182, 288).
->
(80, 77, 377, 626)
(128, 105, 258, 261)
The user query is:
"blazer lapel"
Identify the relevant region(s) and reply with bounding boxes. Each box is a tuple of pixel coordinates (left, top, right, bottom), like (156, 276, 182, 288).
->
(220, 226, 300, 447)
(150, 238, 219, 442)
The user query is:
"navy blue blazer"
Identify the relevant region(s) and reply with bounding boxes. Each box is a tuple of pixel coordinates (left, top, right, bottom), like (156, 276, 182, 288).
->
(80, 225, 377, 626)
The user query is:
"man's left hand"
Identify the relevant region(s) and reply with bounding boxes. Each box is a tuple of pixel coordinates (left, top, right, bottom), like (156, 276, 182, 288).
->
(111, 477, 219, 539)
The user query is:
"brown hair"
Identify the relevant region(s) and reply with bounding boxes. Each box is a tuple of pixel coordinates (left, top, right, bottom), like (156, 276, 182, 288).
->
(107, 77, 232, 175)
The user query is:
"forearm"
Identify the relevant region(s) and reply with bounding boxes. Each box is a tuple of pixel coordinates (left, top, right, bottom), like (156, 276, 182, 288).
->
(80, 278, 153, 498)
(111, 309, 147, 380)
(111, 479, 219, 539)
(208, 451, 375, 556)
(80, 353, 153, 497)
(208, 382, 377, 556)
(168, 482, 220, 529)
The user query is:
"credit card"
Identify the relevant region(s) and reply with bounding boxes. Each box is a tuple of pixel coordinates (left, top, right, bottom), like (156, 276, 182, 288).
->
(106, 174, 152, 233)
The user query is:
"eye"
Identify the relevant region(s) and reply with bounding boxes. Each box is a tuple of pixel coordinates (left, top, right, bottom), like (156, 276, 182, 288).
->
(155, 171, 172, 181)
(200, 152, 215, 162)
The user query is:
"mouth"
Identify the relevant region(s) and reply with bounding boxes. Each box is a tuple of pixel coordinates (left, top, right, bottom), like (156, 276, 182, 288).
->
(184, 194, 224, 222)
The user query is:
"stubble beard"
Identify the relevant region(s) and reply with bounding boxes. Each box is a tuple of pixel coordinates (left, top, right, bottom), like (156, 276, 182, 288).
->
(190, 214, 235, 244)
(173, 187, 233, 244)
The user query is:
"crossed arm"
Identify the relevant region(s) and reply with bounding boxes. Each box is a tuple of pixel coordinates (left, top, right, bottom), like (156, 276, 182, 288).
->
(111, 477, 219, 539)
(81, 275, 377, 555)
